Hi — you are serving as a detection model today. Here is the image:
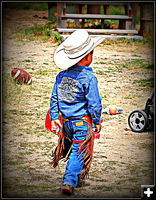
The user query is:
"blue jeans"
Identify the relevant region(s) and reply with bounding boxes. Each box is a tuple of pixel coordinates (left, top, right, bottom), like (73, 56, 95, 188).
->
(62, 119, 88, 188)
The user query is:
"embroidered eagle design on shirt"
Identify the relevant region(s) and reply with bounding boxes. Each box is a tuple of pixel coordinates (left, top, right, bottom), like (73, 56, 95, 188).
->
(58, 77, 79, 102)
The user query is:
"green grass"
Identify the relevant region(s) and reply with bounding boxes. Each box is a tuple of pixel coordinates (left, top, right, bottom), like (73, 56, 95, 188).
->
(131, 54, 142, 57)
(96, 70, 106, 75)
(22, 59, 34, 63)
(2, 57, 10, 61)
(114, 59, 154, 71)
(6, 159, 25, 165)
(19, 183, 48, 190)
(52, 32, 62, 43)
(19, 141, 55, 149)
(35, 69, 50, 75)
(126, 165, 140, 175)
(95, 61, 107, 65)
(95, 67, 122, 75)
(138, 143, 153, 151)
(102, 115, 114, 122)
(133, 78, 154, 87)
(14, 24, 63, 42)
(43, 62, 49, 65)
(107, 79, 116, 82)
(91, 184, 113, 191)
(2, 75, 24, 104)
(128, 59, 154, 69)
(24, 25, 51, 36)
(116, 177, 138, 185)
(14, 24, 52, 41)
(102, 38, 153, 46)
(123, 93, 143, 99)
(5, 109, 34, 116)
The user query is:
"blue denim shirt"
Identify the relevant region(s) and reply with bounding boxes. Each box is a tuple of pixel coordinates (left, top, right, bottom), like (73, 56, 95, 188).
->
(50, 65, 102, 125)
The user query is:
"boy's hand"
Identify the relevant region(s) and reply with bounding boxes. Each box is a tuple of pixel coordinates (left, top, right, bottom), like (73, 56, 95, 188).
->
(95, 124, 102, 133)
(51, 119, 62, 134)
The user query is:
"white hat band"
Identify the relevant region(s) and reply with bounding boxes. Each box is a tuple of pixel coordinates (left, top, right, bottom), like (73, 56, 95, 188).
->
(67, 42, 95, 59)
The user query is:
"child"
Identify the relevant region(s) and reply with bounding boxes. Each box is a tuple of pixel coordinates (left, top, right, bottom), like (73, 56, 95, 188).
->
(49, 30, 104, 195)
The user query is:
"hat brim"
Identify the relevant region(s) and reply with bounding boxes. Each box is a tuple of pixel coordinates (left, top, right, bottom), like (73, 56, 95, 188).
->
(54, 37, 104, 69)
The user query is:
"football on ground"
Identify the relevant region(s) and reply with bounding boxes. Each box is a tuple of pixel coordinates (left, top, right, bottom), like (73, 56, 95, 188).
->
(11, 68, 32, 85)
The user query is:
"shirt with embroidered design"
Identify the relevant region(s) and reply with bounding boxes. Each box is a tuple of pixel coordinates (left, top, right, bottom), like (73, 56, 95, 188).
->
(50, 65, 102, 125)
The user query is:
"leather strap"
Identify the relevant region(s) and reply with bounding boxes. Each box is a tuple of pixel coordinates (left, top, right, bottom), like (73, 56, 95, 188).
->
(62, 115, 92, 126)
(72, 139, 85, 143)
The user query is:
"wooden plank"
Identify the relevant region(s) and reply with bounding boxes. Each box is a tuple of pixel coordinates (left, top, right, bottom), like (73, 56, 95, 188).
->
(61, 14, 132, 20)
(66, 2, 129, 6)
(61, 34, 143, 40)
(141, 18, 154, 22)
(57, 28, 138, 34)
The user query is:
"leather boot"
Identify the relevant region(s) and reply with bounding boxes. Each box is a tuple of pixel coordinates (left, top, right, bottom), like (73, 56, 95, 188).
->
(62, 184, 73, 195)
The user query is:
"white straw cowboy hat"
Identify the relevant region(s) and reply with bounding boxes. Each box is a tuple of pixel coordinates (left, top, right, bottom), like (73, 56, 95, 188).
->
(54, 29, 104, 69)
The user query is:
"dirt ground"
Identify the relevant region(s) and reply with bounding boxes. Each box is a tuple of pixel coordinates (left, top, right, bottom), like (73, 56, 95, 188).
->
(2, 8, 154, 198)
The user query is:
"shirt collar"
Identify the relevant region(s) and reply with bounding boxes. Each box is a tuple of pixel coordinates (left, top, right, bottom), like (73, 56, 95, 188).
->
(72, 65, 93, 72)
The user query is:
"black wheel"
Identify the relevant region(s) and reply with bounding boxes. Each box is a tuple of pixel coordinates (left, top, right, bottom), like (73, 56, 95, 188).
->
(128, 110, 148, 132)
(146, 112, 154, 131)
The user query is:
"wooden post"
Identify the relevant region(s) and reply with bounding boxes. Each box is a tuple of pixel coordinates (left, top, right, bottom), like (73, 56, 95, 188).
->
(131, 3, 138, 29)
(87, 4, 101, 14)
(68, 3, 86, 28)
(87, 4, 100, 24)
(74, 4, 79, 26)
(48, 2, 57, 19)
(104, 5, 109, 15)
(74, 4, 83, 27)
(57, 2, 67, 28)
(79, 4, 86, 27)
(119, 3, 130, 29)
(101, 4, 109, 29)
(79, 4, 86, 14)
(124, 3, 131, 29)
(139, 2, 154, 39)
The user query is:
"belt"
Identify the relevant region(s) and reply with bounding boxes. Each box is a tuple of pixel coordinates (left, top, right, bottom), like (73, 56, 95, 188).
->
(62, 116, 92, 127)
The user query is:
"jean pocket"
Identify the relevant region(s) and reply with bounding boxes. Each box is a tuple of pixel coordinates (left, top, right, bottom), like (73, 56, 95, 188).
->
(72, 120, 88, 133)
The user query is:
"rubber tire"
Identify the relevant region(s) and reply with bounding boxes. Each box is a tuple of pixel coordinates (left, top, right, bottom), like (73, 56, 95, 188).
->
(128, 110, 148, 132)
(146, 112, 154, 131)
